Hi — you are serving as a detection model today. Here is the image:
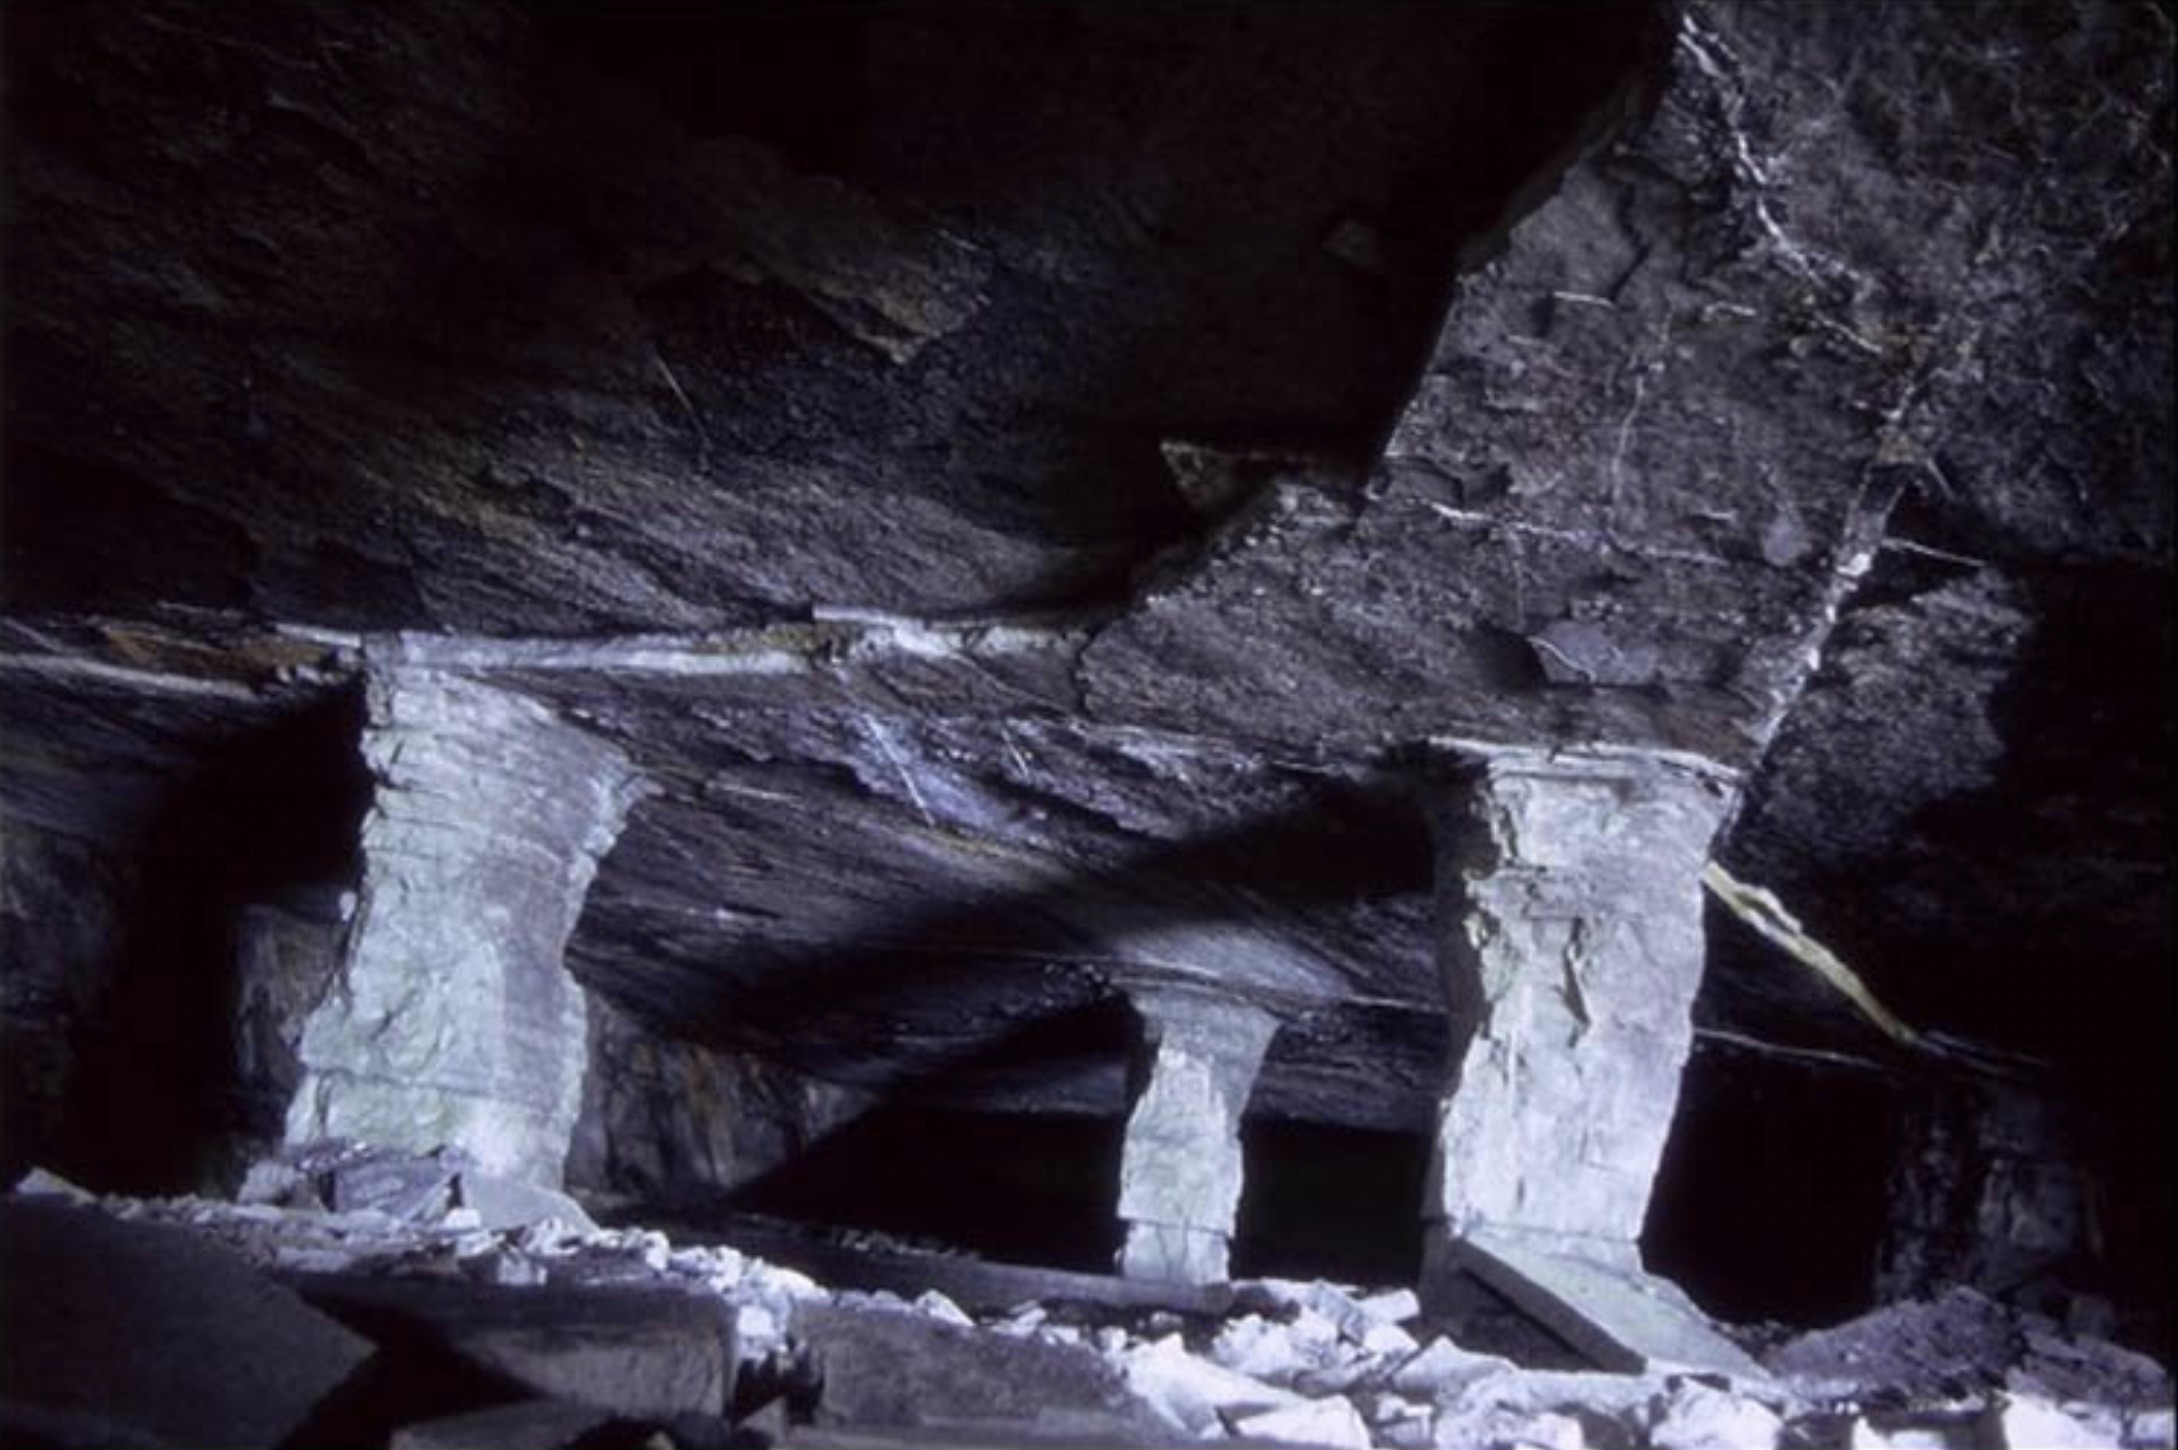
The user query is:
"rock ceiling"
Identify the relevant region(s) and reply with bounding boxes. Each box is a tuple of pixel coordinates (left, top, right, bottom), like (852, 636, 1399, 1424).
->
(2, 1, 2170, 1134)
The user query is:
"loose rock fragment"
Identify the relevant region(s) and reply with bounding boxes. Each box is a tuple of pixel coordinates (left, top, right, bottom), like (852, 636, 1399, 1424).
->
(1118, 1334, 1301, 1437)
(1647, 1378, 1785, 1450)
(1232, 1393, 1374, 1450)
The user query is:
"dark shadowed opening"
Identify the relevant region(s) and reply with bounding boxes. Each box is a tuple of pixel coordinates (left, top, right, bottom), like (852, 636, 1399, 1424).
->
(726, 1104, 1125, 1271)
(1645, 1045, 1899, 1327)
(1232, 1118, 1430, 1285)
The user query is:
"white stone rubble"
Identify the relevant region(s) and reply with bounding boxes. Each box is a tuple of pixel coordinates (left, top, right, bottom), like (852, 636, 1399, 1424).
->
(1119, 1334, 1301, 1437)
(1231, 1394, 1373, 1450)
(11, 1169, 2170, 1450)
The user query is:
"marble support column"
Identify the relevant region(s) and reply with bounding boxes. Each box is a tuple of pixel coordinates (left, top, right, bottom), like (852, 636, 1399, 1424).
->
(283, 668, 648, 1187)
(1420, 747, 1734, 1319)
(1114, 987, 1280, 1285)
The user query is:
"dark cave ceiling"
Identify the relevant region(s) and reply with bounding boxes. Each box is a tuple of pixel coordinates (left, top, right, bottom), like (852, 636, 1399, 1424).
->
(1, 0, 2171, 1133)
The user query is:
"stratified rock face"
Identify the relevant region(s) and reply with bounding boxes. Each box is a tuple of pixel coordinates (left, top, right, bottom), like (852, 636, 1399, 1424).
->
(0, 0, 2169, 1339)
(285, 669, 647, 1184)
(1426, 749, 1732, 1245)
(566, 994, 873, 1200)
(1116, 991, 1279, 1284)
(1877, 1077, 2107, 1318)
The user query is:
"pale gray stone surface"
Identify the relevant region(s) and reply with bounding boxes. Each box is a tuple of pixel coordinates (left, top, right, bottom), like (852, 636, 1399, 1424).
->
(454, 1170, 601, 1235)
(1648, 1379, 1786, 1450)
(1426, 747, 1735, 1246)
(284, 668, 648, 1185)
(1232, 1393, 1373, 1450)
(1115, 988, 1278, 1285)
(1446, 1226, 1766, 1379)
(1117, 1334, 1300, 1438)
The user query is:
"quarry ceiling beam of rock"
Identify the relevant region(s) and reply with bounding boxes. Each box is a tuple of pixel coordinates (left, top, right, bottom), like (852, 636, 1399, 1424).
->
(0, 0, 2168, 1346)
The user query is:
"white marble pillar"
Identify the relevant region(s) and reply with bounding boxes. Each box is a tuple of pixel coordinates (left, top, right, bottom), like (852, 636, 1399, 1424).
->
(284, 668, 648, 1186)
(1424, 747, 1733, 1261)
(1115, 988, 1279, 1285)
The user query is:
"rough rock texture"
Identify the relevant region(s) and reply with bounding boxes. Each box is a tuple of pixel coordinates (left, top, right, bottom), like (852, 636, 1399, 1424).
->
(16, 1180, 2173, 1450)
(1426, 749, 1732, 1245)
(0, 631, 365, 1190)
(1116, 989, 1280, 1284)
(790, 1299, 1168, 1441)
(1877, 1076, 2111, 1327)
(0, 0, 2171, 1350)
(285, 667, 647, 1185)
(566, 994, 873, 1203)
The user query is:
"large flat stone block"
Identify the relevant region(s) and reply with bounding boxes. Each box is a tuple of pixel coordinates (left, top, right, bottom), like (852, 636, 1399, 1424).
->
(1436, 1225, 1765, 1378)
(0, 1200, 374, 1448)
(791, 1300, 1168, 1441)
(287, 1271, 735, 1420)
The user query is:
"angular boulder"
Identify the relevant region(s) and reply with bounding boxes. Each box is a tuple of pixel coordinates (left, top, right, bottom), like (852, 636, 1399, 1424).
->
(0, 1200, 374, 1448)
(287, 1272, 734, 1419)
(791, 1299, 1168, 1441)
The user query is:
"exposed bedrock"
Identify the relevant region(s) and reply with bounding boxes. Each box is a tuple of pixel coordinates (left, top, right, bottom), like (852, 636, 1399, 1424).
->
(284, 666, 648, 1186)
(1114, 989, 1279, 1286)
(0, 0, 2170, 1361)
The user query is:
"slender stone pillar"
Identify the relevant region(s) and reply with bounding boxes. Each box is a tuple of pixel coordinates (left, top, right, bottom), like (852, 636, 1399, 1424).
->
(1419, 747, 1758, 1373)
(284, 668, 648, 1187)
(1115, 988, 1279, 1285)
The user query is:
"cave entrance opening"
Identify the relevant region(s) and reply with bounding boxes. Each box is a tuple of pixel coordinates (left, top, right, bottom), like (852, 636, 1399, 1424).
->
(1643, 1042, 1897, 1328)
(1231, 1117, 1431, 1286)
(723, 1103, 1125, 1274)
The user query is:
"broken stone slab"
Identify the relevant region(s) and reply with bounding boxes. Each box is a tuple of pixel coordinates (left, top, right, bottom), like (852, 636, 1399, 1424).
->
(911, 1288, 974, 1328)
(1846, 1410, 1982, 1449)
(327, 1146, 463, 1221)
(385, 1398, 617, 1450)
(8, 1166, 95, 1203)
(1360, 1319, 1421, 1359)
(0, 1200, 376, 1449)
(1444, 1226, 1766, 1378)
(789, 1299, 1168, 1442)
(1765, 1286, 2173, 1410)
(1210, 1308, 1346, 1384)
(1358, 1287, 1423, 1327)
(1231, 1394, 1373, 1450)
(2131, 1408, 2178, 1449)
(1427, 1403, 1588, 1450)
(1117, 1333, 1302, 1437)
(1646, 1378, 1786, 1450)
(286, 1271, 734, 1419)
(703, 1209, 1237, 1318)
(1391, 1337, 1515, 1399)
(453, 1168, 601, 1235)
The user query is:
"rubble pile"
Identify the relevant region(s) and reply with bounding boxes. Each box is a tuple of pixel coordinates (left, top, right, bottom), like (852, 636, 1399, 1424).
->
(4, 1155, 2171, 1449)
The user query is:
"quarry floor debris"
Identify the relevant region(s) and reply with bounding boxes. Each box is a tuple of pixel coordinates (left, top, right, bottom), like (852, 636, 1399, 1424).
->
(3, 1156, 2169, 1449)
